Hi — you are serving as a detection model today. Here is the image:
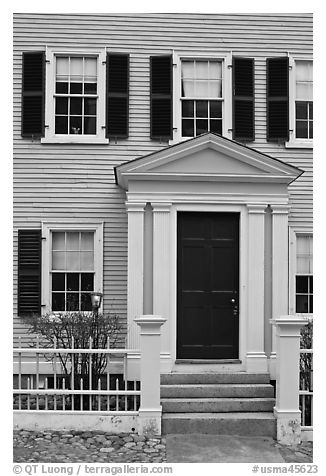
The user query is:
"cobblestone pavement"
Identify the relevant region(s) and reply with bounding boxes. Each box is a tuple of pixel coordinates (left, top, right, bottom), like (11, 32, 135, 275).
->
(13, 430, 313, 464)
(13, 430, 166, 463)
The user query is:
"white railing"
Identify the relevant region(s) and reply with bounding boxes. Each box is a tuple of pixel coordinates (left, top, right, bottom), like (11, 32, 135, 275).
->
(13, 339, 140, 414)
(13, 315, 166, 435)
(299, 348, 313, 434)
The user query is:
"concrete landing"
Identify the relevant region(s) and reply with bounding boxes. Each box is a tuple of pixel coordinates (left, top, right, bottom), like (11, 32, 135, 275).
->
(166, 434, 286, 463)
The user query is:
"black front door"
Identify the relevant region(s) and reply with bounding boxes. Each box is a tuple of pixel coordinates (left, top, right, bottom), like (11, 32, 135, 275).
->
(177, 212, 239, 359)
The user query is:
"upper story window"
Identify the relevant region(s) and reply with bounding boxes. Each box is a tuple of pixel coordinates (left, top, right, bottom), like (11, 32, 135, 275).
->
(286, 58, 313, 148)
(41, 49, 107, 144)
(55, 56, 98, 136)
(181, 60, 223, 137)
(171, 52, 232, 144)
(295, 61, 313, 140)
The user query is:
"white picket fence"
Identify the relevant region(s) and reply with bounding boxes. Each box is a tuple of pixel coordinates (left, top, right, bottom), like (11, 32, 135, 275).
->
(13, 314, 166, 435)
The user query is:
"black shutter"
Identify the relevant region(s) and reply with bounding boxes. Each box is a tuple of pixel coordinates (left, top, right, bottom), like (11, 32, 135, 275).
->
(266, 57, 289, 141)
(106, 54, 129, 138)
(150, 55, 172, 140)
(22, 52, 45, 137)
(18, 230, 42, 315)
(233, 57, 255, 141)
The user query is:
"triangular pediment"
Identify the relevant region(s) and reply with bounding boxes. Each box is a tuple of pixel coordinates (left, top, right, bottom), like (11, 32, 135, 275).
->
(115, 133, 302, 190)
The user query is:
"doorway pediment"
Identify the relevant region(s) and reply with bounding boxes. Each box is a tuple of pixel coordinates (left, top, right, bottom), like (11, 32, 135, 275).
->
(115, 133, 302, 190)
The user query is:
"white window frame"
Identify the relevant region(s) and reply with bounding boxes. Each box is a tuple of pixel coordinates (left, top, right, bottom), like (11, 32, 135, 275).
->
(170, 50, 232, 144)
(286, 57, 313, 149)
(41, 47, 109, 144)
(41, 222, 104, 314)
(289, 228, 313, 317)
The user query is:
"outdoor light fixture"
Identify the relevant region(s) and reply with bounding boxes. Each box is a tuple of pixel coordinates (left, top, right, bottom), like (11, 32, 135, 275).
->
(90, 292, 103, 310)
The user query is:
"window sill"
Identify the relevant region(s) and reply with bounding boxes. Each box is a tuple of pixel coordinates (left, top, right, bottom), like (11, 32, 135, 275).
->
(285, 140, 313, 149)
(41, 135, 109, 145)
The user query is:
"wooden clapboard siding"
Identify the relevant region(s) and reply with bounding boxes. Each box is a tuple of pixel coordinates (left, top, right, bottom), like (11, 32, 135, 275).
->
(13, 13, 313, 345)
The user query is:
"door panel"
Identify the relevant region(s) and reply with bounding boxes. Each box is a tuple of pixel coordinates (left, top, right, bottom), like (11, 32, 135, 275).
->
(177, 212, 239, 359)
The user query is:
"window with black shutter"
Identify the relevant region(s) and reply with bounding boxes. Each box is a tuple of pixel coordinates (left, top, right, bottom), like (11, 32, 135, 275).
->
(106, 54, 129, 138)
(266, 57, 289, 141)
(150, 55, 172, 140)
(18, 230, 42, 315)
(233, 57, 255, 141)
(22, 52, 45, 137)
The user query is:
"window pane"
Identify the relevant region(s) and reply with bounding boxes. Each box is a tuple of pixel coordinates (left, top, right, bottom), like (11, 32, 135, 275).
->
(209, 61, 222, 79)
(66, 232, 79, 250)
(210, 101, 222, 118)
(296, 102, 308, 119)
(296, 295, 309, 313)
(80, 251, 94, 270)
(309, 276, 313, 292)
(56, 57, 69, 80)
(52, 293, 65, 311)
(70, 57, 83, 81)
(309, 102, 313, 119)
(84, 117, 96, 135)
(196, 81, 209, 98)
(84, 57, 97, 81)
(296, 121, 308, 139)
(81, 273, 94, 291)
(309, 121, 313, 139)
(84, 98, 97, 115)
(181, 61, 194, 79)
(55, 116, 68, 134)
(182, 100, 194, 117)
(81, 232, 94, 251)
(309, 295, 313, 313)
(66, 251, 80, 270)
(81, 293, 92, 311)
(67, 273, 79, 291)
(70, 116, 82, 134)
(196, 119, 208, 135)
(297, 83, 313, 101)
(52, 273, 65, 291)
(182, 80, 194, 97)
(55, 97, 68, 115)
(66, 293, 79, 311)
(208, 80, 222, 98)
(84, 83, 97, 94)
(196, 101, 208, 118)
(70, 82, 83, 95)
(52, 251, 65, 270)
(196, 61, 208, 79)
(56, 82, 68, 94)
(210, 119, 222, 135)
(296, 275, 308, 293)
(70, 98, 82, 116)
(182, 119, 194, 137)
(52, 232, 65, 250)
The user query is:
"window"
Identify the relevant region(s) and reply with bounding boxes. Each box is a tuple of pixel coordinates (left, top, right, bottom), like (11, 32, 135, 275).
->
(181, 60, 223, 137)
(171, 52, 232, 143)
(287, 58, 313, 148)
(51, 231, 94, 311)
(295, 235, 313, 314)
(42, 223, 103, 313)
(55, 56, 97, 135)
(42, 49, 108, 144)
(295, 61, 313, 140)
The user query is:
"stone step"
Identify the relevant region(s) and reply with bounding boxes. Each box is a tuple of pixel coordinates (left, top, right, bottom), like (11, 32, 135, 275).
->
(162, 412, 276, 437)
(161, 397, 275, 413)
(161, 384, 274, 399)
(161, 372, 270, 385)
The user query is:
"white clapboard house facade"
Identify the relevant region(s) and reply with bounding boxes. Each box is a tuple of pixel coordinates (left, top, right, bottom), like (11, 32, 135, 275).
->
(13, 13, 313, 439)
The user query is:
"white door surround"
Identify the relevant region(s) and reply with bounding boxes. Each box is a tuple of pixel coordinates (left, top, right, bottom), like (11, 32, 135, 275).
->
(115, 133, 302, 376)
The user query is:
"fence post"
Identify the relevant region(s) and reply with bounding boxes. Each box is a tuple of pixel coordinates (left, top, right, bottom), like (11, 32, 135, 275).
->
(134, 314, 166, 436)
(271, 315, 308, 445)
